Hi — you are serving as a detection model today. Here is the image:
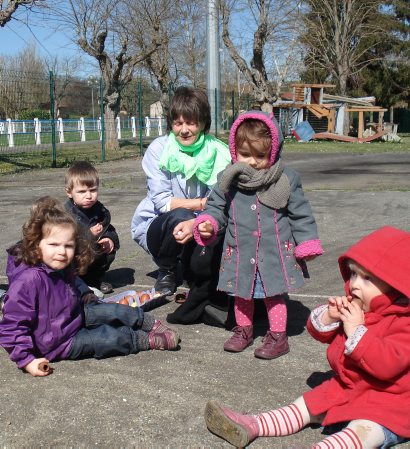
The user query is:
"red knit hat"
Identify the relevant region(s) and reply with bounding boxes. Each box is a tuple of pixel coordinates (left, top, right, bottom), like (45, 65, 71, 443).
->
(338, 226, 410, 298)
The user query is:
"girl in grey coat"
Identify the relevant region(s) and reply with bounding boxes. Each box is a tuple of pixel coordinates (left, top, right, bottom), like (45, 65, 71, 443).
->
(193, 111, 323, 359)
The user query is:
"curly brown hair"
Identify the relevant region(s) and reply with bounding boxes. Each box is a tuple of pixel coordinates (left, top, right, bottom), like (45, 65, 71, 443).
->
(20, 197, 95, 275)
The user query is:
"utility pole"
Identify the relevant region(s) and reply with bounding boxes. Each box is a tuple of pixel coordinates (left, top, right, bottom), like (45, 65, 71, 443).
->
(206, 0, 221, 134)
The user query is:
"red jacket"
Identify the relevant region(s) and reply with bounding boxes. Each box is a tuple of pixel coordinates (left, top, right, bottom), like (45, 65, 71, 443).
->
(304, 227, 410, 437)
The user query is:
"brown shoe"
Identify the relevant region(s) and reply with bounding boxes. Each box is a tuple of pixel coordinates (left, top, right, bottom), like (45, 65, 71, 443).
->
(254, 331, 289, 359)
(223, 325, 253, 352)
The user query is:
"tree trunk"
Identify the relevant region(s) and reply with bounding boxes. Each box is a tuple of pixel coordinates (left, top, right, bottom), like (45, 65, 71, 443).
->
(104, 107, 119, 151)
(104, 91, 121, 151)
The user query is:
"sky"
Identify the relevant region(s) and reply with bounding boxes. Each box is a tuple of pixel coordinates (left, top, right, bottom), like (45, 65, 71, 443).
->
(0, 13, 96, 77)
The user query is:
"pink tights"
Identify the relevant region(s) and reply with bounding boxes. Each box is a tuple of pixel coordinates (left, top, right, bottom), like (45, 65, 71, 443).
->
(234, 296, 287, 332)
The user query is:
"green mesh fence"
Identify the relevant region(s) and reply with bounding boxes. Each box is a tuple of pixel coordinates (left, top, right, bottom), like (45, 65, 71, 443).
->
(0, 71, 166, 167)
(0, 70, 260, 172)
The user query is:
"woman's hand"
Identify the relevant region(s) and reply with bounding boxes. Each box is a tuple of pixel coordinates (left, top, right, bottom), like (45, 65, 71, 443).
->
(173, 219, 195, 244)
(24, 358, 53, 377)
(198, 220, 215, 240)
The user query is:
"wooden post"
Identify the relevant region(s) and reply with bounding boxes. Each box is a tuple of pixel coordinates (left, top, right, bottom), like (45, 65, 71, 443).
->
(379, 111, 384, 132)
(358, 111, 364, 139)
(327, 109, 336, 133)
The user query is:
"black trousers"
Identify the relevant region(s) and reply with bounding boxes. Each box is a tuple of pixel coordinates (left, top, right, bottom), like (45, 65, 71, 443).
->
(146, 208, 196, 272)
(167, 232, 229, 327)
(81, 248, 116, 288)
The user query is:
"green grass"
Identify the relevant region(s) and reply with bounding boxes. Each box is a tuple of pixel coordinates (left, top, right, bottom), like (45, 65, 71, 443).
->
(283, 135, 409, 153)
(0, 135, 408, 176)
(0, 139, 148, 175)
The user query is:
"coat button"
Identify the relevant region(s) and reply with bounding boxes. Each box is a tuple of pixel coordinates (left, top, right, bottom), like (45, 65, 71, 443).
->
(251, 204, 256, 210)
(250, 258, 255, 264)
(252, 231, 258, 237)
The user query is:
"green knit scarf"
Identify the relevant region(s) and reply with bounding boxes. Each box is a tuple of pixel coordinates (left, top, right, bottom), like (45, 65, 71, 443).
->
(159, 132, 230, 186)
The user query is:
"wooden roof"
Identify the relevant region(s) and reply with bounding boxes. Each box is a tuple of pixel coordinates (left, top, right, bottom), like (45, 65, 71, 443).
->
(290, 83, 336, 88)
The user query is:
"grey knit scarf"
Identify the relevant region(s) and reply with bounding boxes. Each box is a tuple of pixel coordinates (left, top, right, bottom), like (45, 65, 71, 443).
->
(219, 160, 291, 209)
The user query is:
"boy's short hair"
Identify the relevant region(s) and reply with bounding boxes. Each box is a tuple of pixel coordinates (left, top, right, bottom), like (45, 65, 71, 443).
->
(167, 86, 211, 134)
(65, 161, 99, 192)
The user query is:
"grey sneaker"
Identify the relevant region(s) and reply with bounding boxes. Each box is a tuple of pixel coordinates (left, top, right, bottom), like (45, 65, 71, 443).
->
(0, 289, 6, 313)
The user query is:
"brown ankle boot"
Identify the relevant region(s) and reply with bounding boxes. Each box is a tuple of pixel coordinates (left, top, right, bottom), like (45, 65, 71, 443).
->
(254, 331, 289, 359)
(223, 325, 253, 352)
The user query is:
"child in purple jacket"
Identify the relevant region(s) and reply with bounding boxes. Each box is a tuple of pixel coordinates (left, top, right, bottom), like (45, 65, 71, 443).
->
(0, 198, 180, 377)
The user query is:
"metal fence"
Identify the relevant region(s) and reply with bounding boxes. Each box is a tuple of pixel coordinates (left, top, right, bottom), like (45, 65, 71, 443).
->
(0, 70, 171, 164)
(0, 69, 260, 167)
(0, 116, 167, 148)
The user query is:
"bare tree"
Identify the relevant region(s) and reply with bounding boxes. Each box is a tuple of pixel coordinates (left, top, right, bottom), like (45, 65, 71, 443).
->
(175, 1, 207, 88)
(0, 0, 44, 27)
(218, 0, 302, 111)
(51, 0, 160, 149)
(121, 0, 176, 110)
(122, 0, 207, 113)
(300, 0, 384, 96)
(0, 43, 47, 118)
(44, 55, 83, 119)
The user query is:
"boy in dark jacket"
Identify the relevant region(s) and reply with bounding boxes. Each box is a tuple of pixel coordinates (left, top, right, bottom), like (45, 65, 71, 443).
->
(65, 161, 119, 294)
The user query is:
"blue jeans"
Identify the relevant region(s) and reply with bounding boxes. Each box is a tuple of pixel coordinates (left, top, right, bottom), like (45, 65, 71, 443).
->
(67, 303, 146, 360)
(381, 426, 408, 448)
(323, 422, 408, 448)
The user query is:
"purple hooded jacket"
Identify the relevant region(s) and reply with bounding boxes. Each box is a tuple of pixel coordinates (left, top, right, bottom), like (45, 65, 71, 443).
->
(0, 256, 84, 369)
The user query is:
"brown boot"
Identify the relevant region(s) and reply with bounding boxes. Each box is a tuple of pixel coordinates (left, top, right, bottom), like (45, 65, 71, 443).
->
(223, 325, 253, 352)
(254, 331, 289, 359)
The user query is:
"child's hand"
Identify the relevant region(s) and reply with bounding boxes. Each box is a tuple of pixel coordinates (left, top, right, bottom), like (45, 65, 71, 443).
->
(99, 237, 114, 254)
(90, 222, 103, 236)
(24, 358, 53, 377)
(322, 295, 352, 324)
(198, 220, 215, 240)
(339, 300, 365, 337)
(81, 292, 100, 304)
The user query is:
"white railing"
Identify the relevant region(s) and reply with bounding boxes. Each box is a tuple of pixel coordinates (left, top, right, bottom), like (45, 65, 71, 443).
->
(0, 116, 167, 149)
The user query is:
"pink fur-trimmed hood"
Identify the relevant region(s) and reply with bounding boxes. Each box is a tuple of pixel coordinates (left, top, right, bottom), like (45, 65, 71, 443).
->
(229, 111, 284, 166)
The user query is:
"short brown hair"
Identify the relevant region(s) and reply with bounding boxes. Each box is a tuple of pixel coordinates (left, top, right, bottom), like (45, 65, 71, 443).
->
(21, 197, 95, 275)
(234, 119, 272, 155)
(65, 160, 99, 192)
(167, 86, 211, 134)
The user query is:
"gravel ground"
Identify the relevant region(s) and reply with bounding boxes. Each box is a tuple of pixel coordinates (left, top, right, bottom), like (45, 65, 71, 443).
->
(0, 151, 409, 448)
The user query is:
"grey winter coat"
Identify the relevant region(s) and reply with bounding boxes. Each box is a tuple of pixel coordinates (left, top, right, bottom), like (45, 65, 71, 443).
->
(194, 167, 322, 298)
(193, 110, 323, 299)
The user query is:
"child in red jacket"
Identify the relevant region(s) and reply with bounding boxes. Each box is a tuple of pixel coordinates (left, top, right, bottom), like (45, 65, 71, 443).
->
(205, 226, 410, 448)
